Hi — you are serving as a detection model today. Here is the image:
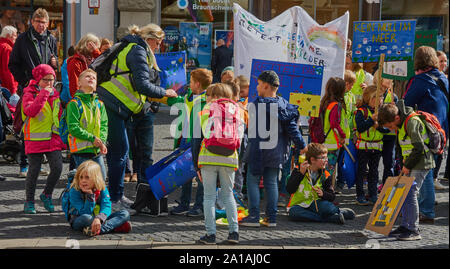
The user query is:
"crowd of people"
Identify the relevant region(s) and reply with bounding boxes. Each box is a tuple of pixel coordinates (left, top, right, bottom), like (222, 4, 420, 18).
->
(0, 8, 448, 244)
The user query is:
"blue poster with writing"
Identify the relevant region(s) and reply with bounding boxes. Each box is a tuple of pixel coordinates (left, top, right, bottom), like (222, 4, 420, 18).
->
(155, 51, 187, 93)
(248, 59, 324, 102)
(352, 20, 416, 62)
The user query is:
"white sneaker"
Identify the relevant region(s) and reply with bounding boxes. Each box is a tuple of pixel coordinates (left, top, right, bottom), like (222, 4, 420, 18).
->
(434, 179, 446, 190)
(111, 200, 136, 215)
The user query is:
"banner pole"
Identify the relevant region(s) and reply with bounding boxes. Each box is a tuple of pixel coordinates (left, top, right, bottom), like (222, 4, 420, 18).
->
(376, 53, 385, 115)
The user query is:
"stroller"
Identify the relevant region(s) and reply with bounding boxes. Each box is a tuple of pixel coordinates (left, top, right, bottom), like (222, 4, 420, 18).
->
(0, 88, 21, 164)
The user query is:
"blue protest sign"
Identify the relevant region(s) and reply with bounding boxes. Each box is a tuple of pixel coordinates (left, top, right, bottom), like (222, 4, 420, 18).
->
(248, 59, 324, 102)
(155, 51, 187, 93)
(352, 20, 416, 62)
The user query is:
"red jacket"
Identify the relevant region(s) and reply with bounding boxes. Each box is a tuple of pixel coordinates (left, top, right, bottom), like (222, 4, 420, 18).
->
(0, 37, 18, 94)
(22, 80, 66, 154)
(67, 49, 101, 98)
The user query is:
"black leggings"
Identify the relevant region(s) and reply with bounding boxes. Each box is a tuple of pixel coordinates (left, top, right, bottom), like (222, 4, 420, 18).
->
(25, 151, 62, 202)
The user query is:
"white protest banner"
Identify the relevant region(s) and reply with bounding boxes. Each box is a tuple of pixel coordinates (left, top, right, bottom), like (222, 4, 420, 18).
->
(233, 3, 349, 97)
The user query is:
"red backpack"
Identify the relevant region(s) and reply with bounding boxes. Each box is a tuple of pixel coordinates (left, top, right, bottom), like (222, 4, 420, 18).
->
(309, 102, 339, 143)
(204, 98, 241, 156)
(404, 111, 447, 155)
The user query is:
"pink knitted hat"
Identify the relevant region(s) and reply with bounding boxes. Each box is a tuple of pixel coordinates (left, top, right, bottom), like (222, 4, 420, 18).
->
(32, 64, 56, 83)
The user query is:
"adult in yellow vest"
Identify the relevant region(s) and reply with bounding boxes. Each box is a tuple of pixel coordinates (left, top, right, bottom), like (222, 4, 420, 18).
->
(286, 143, 355, 224)
(96, 24, 177, 209)
(21, 64, 66, 214)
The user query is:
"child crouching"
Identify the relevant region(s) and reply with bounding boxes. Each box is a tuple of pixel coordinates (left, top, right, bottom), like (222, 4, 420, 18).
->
(64, 160, 131, 236)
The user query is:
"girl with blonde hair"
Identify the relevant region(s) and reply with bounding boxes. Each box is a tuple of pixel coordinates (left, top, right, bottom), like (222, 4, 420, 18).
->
(64, 160, 131, 236)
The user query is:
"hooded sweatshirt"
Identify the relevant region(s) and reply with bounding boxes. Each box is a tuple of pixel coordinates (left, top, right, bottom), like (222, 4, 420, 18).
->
(245, 96, 306, 176)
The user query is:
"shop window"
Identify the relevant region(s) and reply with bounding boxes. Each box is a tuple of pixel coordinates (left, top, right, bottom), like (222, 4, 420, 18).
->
(160, 0, 249, 71)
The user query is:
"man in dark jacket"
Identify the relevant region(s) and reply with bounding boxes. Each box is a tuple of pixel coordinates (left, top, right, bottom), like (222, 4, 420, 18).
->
(8, 8, 58, 92)
(211, 39, 232, 83)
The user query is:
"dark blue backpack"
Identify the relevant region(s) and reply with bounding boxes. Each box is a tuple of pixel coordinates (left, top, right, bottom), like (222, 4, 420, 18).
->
(60, 170, 77, 221)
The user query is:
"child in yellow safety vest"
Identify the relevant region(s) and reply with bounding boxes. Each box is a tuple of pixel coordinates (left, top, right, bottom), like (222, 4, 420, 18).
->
(373, 70, 399, 189)
(66, 69, 108, 180)
(286, 143, 355, 224)
(353, 85, 390, 206)
(193, 83, 241, 245)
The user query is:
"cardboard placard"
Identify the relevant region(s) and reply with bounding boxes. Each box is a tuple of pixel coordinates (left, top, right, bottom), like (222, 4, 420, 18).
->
(365, 175, 415, 235)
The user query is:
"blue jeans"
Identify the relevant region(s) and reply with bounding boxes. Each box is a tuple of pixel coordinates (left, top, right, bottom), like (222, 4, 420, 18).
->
(288, 200, 340, 223)
(71, 210, 130, 234)
(129, 112, 155, 183)
(73, 154, 107, 181)
(201, 165, 238, 235)
(246, 165, 280, 222)
(418, 169, 435, 219)
(401, 169, 431, 232)
(180, 177, 203, 209)
(105, 107, 129, 202)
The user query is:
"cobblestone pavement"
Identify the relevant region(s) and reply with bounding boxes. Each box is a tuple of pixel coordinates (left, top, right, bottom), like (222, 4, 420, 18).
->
(0, 107, 448, 249)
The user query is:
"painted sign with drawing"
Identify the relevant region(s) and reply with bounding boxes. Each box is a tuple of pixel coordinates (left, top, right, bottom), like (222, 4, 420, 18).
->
(365, 175, 415, 235)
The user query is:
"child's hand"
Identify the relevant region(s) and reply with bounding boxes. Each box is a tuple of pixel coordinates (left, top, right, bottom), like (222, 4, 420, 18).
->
(93, 137, 103, 148)
(372, 113, 378, 121)
(311, 186, 323, 197)
(99, 143, 108, 155)
(91, 218, 101, 236)
(299, 161, 309, 174)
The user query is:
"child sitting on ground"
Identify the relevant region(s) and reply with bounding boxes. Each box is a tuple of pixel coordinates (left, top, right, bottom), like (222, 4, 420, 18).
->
(286, 143, 355, 224)
(64, 160, 131, 236)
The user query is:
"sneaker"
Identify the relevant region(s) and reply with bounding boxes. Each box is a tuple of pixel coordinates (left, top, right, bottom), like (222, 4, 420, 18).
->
(397, 229, 421, 241)
(139, 207, 159, 217)
(120, 196, 134, 208)
(18, 167, 28, 178)
(434, 179, 446, 190)
(39, 193, 55, 213)
(187, 206, 203, 217)
(368, 196, 378, 205)
(329, 212, 345, 224)
(83, 226, 98, 237)
(23, 201, 36, 214)
(260, 217, 277, 227)
(114, 221, 132, 233)
(124, 173, 131, 183)
(388, 226, 409, 238)
(239, 216, 260, 227)
(340, 208, 356, 220)
(111, 200, 136, 215)
(131, 173, 138, 182)
(197, 234, 216, 245)
(419, 214, 435, 224)
(170, 202, 189, 215)
(39, 168, 49, 176)
(356, 197, 370, 206)
(227, 232, 239, 244)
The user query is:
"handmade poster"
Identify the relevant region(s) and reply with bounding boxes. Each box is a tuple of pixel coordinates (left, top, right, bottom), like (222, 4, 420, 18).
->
(352, 20, 416, 63)
(179, 22, 212, 71)
(248, 59, 323, 113)
(233, 3, 348, 97)
(382, 30, 438, 81)
(215, 30, 234, 50)
(155, 51, 187, 93)
(146, 146, 197, 200)
(365, 175, 415, 236)
(289, 93, 321, 117)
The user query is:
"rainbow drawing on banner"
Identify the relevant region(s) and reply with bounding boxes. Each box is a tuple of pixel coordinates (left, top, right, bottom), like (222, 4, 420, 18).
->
(307, 26, 346, 50)
(187, 1, 214, 22)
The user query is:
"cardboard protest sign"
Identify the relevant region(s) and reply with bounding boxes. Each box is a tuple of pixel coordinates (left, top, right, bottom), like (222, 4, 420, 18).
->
(234, 3, 348, 97)
(365, 175, 415, 236)
(155, 51, 187, 93)
(352, 20, 416, 63)
(382, 30, 438, 81)
(248, 59, 324, 117)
